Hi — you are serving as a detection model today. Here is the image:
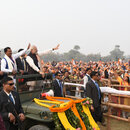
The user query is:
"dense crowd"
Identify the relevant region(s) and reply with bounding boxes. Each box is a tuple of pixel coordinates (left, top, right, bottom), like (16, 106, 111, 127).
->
(40, 60, 130, 85)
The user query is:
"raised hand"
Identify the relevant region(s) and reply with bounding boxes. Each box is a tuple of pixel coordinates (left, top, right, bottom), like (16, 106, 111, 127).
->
(41, 60, 44, 65)
(27, 43, 31, 50)
(52, 44, 60, 51)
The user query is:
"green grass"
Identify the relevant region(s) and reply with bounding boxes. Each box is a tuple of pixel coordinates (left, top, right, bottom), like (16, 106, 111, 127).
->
(98, 118, 130, 130)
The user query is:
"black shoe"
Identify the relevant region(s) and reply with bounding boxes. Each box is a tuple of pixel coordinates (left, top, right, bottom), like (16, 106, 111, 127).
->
(101, 117, 106, 126)
(101, 121, 106, 126)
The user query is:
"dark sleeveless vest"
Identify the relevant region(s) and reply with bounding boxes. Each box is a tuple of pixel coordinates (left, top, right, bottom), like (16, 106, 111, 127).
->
(27, 53, 40, 74)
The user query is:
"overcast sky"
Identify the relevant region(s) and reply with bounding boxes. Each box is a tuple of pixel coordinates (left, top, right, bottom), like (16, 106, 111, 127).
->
(0, 0, 130, 56)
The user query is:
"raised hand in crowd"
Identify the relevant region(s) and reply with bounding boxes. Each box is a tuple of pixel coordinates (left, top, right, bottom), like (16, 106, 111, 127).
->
(41, 60, 44, 66)
(52, 44, 60, 51)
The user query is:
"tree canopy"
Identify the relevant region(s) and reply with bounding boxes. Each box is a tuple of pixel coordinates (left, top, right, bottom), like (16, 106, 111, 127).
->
(41, 45, 128, 62)
(0, 45, 128, 63)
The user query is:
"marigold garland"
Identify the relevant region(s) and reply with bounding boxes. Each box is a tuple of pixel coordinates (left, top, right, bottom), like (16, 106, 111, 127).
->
(34, 98, 61, 105)
(58, 112, 76, 130)
(34, 98, 52, 108)
(49, 101, 74, 112)
(46, 96, 73, 103)
(71, 103, 86, 130)
(34, 97, 100, 130)
(57, 103, 78, 130)
(82, 105, 100, 130)
(76, 103, 93, 130)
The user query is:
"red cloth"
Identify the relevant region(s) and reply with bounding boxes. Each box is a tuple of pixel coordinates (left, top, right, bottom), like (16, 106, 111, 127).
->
(18, 79, 24, 82)
(41, 93, 49, 97)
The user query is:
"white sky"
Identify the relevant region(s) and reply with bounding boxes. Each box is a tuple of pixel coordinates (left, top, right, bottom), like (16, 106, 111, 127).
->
(0, 0, 130, 56)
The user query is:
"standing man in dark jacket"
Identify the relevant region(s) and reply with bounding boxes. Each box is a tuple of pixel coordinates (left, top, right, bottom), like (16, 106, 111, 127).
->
(0, 77, 25, 130)
(85, 71, 103, 123)
(16, 49, 28, 75)
(52, 72, 64, 97)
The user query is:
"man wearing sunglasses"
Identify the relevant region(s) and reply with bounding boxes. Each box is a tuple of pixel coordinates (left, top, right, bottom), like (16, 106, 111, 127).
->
(85, 71, 104, 125)
(0, 77, 25, 130)
(52, 72, 64, 97)
(41, 72, 64, 98)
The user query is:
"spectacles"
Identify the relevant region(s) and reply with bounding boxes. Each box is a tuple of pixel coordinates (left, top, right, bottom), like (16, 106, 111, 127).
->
(8, 83, 14, 86)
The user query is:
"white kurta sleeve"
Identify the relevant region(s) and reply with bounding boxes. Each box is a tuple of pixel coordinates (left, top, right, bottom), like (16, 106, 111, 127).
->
(13, 48, 28, 59)
(83, 76, 88, 88)
(39, 49, 53, 56)
(26, 56, 40, 72)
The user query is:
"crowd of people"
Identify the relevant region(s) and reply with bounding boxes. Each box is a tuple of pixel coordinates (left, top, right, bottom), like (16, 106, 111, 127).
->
(0, 43, 129, 129)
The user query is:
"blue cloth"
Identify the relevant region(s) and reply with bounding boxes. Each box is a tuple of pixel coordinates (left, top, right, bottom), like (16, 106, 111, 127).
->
(3, 57, 15, 69)
(52, 74, 55, 78)
(9, 94, 14, 104)
(59, 81, 63, 96)
(3, 58, 8, 69)
(56, 79, 63, 96)
(95, 82, 101, 99)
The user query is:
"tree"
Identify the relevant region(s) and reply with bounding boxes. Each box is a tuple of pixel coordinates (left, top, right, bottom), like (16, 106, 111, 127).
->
(73, 45, 80, 51)
(41, 52, 62, 62)
(86, 53, 101, 62)
(110, 45, 124, 61)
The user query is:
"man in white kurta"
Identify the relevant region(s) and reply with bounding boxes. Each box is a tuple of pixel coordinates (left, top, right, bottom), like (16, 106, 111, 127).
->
(1, 44, 31, 82)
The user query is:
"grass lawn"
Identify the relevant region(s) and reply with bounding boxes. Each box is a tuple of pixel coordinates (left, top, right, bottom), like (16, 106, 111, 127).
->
(98, 118, 130, 130)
